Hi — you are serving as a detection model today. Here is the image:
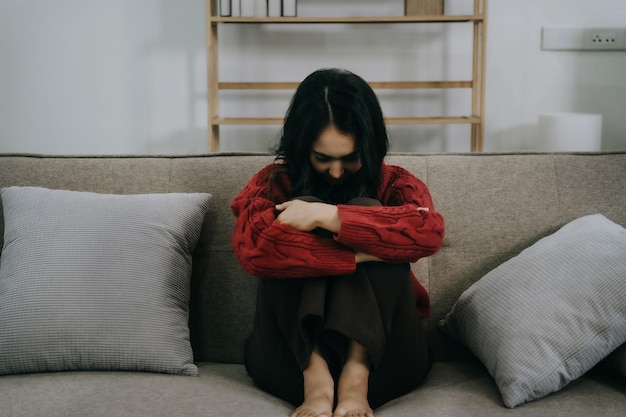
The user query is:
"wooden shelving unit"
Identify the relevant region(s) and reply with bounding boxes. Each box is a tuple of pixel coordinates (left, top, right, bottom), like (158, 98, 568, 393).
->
(206, 0, 487, 152)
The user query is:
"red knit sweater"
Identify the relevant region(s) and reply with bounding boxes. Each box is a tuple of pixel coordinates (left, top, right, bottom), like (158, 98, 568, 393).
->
(230, 162, 445, 318)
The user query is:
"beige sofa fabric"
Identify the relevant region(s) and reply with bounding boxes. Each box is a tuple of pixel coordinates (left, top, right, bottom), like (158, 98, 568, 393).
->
(0, 152, 624, 416)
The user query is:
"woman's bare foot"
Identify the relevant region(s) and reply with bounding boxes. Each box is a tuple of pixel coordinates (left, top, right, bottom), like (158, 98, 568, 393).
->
(332, 362, 373, 417)
(292, 347, 334, 417)
(332, 343, 373, 417)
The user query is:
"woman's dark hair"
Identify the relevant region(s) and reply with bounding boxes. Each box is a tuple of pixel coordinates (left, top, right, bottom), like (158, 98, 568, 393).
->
(272, 68, 389, 203)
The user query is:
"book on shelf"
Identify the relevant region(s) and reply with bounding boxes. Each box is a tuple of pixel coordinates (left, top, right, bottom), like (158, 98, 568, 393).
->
(226, 0, 296, 18)
(282, 0, 296, 17)
(241, 0, 255, 17)
(219, 0, 231, 16)
(268, 0, 281, 17)
(255, 0, 268, 17)
(405, 0, 444, 15)
(231, 0, 241, 17)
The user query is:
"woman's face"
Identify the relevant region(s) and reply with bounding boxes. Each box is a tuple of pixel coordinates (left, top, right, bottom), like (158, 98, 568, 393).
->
(310, 125, 362, 185)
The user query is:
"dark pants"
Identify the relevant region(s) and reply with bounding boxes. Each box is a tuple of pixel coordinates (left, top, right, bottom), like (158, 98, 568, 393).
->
(244, 198, 432, 409)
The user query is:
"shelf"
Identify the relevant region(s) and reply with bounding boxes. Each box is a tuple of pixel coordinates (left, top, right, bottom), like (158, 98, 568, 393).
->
(207, 0, 487, 152)
(212, 116, 481, 126)
(208, 15, 484, 24)
(218, 81, 473, 90)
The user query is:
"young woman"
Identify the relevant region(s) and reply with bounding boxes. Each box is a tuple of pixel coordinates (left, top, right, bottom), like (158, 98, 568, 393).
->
(231, 68, 445, 417)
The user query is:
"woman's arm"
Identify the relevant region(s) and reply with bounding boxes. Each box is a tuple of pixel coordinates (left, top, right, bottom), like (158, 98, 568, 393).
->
(271, 166, 444, 264)
(334, 167, 445, 263)
(274, 200, 384, 264)
(231, 166, 357, 278)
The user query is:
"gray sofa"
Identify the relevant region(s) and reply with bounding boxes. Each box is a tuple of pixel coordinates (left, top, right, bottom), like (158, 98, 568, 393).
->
(0, 152, 624, 417)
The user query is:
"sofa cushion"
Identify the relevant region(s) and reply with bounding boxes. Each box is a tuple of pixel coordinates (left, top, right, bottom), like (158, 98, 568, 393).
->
(0, 186, 211, 376)
(0, 362, 624, 417)
(439, 214, 626, 408)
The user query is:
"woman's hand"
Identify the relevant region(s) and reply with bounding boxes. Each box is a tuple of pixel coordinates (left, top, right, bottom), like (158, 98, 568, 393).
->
(275, 200, 341, 233)
(354, 251, 385, 263)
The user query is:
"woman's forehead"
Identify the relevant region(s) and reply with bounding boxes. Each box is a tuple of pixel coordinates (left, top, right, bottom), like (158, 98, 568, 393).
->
(312, 126, 356, 157)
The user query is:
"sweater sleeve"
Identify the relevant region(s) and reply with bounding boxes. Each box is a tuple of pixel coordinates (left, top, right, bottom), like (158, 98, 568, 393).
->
(230, 165, 356, 278)
(334, 166, 444, 263)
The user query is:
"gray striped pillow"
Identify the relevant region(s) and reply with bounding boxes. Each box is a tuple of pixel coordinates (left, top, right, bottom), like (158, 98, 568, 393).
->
(0, 187, 211, 376)
(439, 214, 626, 408)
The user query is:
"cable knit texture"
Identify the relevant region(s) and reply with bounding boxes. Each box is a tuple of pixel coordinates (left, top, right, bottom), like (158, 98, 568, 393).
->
(230, 162, 445, 318)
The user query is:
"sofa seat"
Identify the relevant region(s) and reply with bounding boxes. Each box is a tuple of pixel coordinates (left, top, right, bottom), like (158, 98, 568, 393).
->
(1, 361, 623, 417)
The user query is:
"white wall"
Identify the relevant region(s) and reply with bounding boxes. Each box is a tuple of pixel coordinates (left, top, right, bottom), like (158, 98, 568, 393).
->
(0, 0, 624, 154)
(486, 0, 626, 152)
(0, 0, 208, 154)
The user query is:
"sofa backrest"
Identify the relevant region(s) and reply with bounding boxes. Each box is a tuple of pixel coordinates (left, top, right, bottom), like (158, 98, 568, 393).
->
(1, 152, 625, 363)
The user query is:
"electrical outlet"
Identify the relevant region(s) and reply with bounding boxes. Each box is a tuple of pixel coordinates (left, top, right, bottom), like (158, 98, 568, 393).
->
(542, 27, 626, 51)
(582, 28, 625, 50)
